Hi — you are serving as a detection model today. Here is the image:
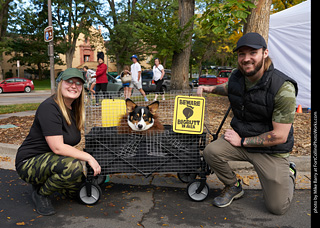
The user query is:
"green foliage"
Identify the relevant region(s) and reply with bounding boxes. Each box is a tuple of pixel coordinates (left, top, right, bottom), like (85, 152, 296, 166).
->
(134, 0, 187, 68)
(4, 0, 64, 79)
(198, 0, 256, 35)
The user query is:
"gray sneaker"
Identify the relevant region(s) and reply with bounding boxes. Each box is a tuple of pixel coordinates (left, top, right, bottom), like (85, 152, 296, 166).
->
(212, 179, 244, 208)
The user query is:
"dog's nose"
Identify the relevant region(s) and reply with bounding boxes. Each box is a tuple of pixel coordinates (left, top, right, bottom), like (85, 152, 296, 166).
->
(138, 124, 143, 129)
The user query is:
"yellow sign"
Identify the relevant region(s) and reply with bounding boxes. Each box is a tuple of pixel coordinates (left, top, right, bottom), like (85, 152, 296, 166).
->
(101, 99, 126, 127)
(173, 95, 205, 134)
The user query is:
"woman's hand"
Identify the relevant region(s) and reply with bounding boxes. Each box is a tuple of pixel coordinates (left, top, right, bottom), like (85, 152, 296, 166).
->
(87, 155, 101, 176)
(45, 135, 102, 176)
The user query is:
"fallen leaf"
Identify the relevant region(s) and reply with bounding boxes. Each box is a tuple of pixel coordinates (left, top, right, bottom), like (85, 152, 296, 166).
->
(16, 222, 25, 226)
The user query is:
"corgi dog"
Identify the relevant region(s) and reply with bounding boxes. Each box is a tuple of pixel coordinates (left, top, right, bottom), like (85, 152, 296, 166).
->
(117, 99, 164, 134)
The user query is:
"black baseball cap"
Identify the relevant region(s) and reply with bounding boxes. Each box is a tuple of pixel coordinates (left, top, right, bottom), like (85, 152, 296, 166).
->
(233, 32, 267, 52)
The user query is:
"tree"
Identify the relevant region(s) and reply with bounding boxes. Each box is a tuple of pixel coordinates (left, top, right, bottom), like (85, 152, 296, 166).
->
(5, 0, 64, 79)
(271, 0, 306, 13)
(93, 0, 145, 73)
(135, 0, 181, 68)
(171, 0, 195, 91)
(52, 0, 100, 68)
(244, 0, 272, 43)
(0, 0, 13, 80)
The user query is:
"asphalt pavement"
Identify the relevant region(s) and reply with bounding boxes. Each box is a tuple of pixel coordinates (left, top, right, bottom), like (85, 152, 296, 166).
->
(0, 90, 313, 227)
(0, 90, 51, 105)
(0, 169, 311, 228)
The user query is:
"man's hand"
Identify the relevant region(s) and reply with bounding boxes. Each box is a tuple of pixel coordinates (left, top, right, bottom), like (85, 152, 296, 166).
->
(197, 86, 213, 96)
(224, 129, 241, 147)
(197, 83, 228, 97)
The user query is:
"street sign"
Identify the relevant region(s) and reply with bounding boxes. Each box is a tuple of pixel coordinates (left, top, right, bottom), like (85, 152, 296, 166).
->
(44, 26, 53, 42)
(173, 95, 206, 134)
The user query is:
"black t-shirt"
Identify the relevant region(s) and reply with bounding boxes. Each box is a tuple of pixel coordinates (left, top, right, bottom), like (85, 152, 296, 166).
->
(15, 96, 81, 171)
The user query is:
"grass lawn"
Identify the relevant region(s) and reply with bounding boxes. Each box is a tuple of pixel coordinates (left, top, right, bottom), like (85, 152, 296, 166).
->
(0, 103, 40, 114)
(33, 79, 51, 90)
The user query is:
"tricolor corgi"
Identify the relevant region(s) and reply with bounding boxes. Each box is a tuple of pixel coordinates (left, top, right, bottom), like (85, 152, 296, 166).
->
(117, 99, 164, 134)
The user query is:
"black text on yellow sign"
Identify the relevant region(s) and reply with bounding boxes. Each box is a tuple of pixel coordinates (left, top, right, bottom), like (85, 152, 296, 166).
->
(173, 95, 205, 134)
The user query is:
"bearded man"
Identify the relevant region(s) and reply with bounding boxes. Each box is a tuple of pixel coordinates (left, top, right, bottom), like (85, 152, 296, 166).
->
(197, 33, 298, 215)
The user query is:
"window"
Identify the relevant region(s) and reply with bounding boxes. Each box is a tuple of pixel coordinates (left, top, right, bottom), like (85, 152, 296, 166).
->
(84, 55, 90, 62)
(142, 71, 153, 80)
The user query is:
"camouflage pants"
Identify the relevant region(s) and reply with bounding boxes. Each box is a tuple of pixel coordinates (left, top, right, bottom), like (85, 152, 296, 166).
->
(17, 152, 85, 198)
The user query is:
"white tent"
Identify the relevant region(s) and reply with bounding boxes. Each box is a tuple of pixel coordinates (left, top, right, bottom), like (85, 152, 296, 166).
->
(268, 0, 311, 108)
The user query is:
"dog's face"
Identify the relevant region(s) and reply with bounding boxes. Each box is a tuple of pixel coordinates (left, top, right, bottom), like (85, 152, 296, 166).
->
(126, 99, 159, 131)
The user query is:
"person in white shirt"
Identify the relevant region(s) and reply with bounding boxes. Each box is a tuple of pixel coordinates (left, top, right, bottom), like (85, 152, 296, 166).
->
(126, 55, 148, 101)
(152, 58, 165, 101)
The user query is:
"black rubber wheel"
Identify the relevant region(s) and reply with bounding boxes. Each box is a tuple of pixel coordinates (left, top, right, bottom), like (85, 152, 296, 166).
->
(94, 175, 107, 186)
(177, 173, 197, 183)
(187, 180, 209, 202)
(78, 182, 102, 205)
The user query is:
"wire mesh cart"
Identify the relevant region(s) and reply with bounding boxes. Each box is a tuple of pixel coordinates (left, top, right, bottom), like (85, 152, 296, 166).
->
(79, 91, 227, 205)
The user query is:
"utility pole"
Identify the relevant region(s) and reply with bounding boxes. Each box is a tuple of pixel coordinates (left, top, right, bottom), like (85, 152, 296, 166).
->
(48, 0, 55, 94)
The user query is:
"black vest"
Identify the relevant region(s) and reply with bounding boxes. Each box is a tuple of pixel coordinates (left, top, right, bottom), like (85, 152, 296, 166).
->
(228, 64, 298, 154)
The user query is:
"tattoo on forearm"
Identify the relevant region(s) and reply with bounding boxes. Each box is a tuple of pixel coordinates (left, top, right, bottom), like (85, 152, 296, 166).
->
(245, 132, 276, 146)
(212, 85, 228, 96)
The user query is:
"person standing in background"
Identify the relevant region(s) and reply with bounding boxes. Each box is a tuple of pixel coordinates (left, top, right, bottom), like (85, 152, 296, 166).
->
(127, 55, 148, 101)
(152, 58, 165, 101)
(95, 52, 108, 105)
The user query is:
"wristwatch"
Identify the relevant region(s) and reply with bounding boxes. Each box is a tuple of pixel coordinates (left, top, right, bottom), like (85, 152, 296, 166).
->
(241, 137, 245, 147)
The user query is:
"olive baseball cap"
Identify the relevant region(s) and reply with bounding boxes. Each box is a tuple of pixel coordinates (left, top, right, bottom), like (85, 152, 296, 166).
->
(233, 32, 267, 52)
(56, 68, 85, 83)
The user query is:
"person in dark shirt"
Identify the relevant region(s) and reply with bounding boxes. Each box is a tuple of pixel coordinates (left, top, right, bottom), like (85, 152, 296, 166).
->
(15, 68, 101, 216)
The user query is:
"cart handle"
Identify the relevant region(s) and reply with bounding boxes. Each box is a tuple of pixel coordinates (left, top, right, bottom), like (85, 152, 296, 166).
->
(205, 106, 232, 142)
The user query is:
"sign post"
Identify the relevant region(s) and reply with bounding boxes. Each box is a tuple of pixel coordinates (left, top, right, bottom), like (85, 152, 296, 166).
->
(17, 60, 20, 78)
(173, 95, 206, 134)
(46, 0, 55, 94)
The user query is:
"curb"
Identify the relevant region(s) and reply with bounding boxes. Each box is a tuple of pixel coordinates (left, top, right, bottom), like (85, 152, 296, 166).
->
(229, 155, 311, 172)
(0, 142, 311, 172)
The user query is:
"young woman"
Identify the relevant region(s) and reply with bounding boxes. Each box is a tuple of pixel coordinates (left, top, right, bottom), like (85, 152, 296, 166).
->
(15, 68, 101, 216)
(152, 58, 165, 101)
(95, 52, 108, 104)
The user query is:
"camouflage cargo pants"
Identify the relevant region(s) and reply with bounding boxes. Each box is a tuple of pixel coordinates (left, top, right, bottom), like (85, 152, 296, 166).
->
(17, 152, 85, 198)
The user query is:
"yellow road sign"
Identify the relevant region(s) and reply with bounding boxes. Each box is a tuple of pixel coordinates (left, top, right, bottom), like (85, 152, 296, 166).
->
(173, 95, 205, 134)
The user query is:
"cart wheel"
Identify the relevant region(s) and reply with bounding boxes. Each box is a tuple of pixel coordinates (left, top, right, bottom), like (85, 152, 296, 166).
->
(94, 175, 107, 186)
(78, 182, 102, 205)
(177, 173, 197, 183)
(187, 180, 209, 202)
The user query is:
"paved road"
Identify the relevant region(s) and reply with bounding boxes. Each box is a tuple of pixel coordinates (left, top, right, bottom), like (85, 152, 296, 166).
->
(0, 91, 51, 105)
(0, 169, 311, 228)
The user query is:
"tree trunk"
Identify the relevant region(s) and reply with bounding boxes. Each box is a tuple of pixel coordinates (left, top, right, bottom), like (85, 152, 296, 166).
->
(65, 47, 75, 68)
(171, 0, 194, 91)
(244, 0, 272, 44)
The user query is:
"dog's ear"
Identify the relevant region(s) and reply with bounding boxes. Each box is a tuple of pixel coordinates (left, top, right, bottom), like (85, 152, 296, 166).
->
(126, 99, 137, 113)
(147, 101, 159, 115)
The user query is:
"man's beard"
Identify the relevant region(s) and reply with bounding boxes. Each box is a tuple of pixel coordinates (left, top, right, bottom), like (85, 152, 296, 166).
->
(238, 56, 264, 77)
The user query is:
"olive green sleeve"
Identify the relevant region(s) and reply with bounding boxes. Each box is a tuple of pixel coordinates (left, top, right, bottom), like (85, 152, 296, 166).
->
(272, 81, 296, 124)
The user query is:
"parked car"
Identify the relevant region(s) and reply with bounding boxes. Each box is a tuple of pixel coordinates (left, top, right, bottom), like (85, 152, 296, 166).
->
(192, 78, 199, 87)
(141, 69, 193, 92)
(61, 70, 124, 97)
(106, 73, 125, 96)
(216, 69, 232, 85)
(198, 74, 217, 86)
(0, 77, 34, 93)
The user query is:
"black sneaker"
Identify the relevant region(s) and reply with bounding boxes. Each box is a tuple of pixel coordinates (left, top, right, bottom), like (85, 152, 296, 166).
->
(212, 179, 244, 208)
(32, 188, 56, 216)
(289, 162, 297, 190)
(289, 162, 297, 179)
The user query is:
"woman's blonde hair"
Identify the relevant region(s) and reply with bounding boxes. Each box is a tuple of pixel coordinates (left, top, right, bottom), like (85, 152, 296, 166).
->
(54, 81, 85, 131)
